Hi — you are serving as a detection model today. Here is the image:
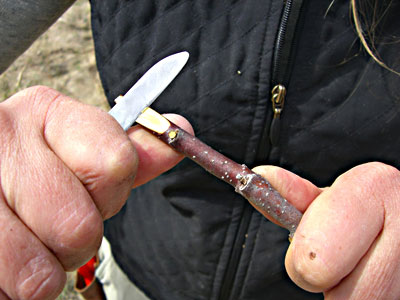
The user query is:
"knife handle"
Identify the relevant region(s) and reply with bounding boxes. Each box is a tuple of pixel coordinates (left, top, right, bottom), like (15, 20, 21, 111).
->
(136, 108, 302, 238)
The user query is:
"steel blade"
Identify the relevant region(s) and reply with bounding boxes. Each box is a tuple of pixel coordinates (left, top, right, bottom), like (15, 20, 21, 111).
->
(108, 51, 189, 130)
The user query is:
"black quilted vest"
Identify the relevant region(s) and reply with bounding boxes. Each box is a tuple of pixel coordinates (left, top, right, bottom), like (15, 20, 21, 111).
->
(89, 0, 400, 299)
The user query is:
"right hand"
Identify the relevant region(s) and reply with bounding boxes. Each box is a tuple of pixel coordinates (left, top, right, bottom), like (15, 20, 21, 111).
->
(0, 86, 193, 300)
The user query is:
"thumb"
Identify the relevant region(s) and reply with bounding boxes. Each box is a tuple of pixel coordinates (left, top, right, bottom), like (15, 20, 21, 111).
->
(252, 165, 322, 213)
(128, 113, 194, 187)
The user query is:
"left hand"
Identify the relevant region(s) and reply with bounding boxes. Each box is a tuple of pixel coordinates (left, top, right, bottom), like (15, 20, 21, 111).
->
(253, 162, 400, 299)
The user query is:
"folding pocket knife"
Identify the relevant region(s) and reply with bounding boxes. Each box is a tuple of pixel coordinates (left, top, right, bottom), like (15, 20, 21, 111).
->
(108, 52, 302, 239)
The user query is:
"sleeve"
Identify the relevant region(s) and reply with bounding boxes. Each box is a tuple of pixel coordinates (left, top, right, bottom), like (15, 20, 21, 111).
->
(0, 0, 77, 74)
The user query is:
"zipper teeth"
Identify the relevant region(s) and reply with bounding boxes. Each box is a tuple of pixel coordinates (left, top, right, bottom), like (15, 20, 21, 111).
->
(219, 2, 296, 295)
(219, 205, 253, 300)
(272, 0, 293, 85)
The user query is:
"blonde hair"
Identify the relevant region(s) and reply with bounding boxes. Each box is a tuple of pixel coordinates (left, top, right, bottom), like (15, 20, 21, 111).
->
(351, 0, 400, 75)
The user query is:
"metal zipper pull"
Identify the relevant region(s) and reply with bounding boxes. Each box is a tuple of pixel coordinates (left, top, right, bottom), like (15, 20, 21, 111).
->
(270, 84, 286, 145)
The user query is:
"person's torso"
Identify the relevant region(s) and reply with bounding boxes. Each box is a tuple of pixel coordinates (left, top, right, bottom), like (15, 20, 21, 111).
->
(89, 0, 400, 299)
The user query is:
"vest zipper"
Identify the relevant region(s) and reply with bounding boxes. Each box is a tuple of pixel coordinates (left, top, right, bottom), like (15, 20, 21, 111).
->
(266, 0, 306, 149)
(269, 0, 306, 146)
(218, 204, 253, 300)
(270, 84, 287, 145)
(219, 2, 306, 298)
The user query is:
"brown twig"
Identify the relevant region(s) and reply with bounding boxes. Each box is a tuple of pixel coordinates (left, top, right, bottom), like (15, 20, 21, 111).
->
(140, 113, 303, 238)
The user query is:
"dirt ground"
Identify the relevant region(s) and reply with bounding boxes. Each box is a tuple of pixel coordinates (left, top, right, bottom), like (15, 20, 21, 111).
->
(0, 0, 108, 111)
(0, 1, 105, 299)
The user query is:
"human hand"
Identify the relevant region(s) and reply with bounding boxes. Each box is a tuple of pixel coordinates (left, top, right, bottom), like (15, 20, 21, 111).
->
(0, 86, 192, 300)
(253, 162, 400, 299)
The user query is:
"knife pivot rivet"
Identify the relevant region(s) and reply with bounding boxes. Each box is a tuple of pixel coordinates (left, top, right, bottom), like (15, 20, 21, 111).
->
(168, 130, 178, 140)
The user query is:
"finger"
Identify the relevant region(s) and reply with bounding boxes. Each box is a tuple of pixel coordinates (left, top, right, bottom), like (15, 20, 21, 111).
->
(325, 164, 400, 299)
(325, 229, 400, 299)
(0, 196, 65, 300)
(128, 113, 194, 187)
(285, 163, 389, 293)
(13, 86, 138, 220)
(2, 87, 104, 269)
(1, 124, 103, 271)
(252, 165, 322, 212)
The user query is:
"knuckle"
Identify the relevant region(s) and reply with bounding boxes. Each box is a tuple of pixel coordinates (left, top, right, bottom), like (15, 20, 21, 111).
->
(362, 162, 400, 194)
(338, 162, 400, 192)
(3, 86, 60, 113)
(86, 138, 138, 191)
(4, 86, 65, 129)
(366, 162, 400, 215)
(24, 85, 58, 100)
(15, 255, 65, 300)
(366, 161, 398, 176)
(360, 161, 398, 179)
(97, 140, 138, 219)
(24, 85, 55, 97)
(80, 138, 137, 207)
(14, 86, 59, 107)
(73, 118, 138, 190)
(104, 139, 138, 178)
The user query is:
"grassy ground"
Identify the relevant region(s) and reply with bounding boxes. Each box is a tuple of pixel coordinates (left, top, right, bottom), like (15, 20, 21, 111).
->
(0, 0, 106, 299)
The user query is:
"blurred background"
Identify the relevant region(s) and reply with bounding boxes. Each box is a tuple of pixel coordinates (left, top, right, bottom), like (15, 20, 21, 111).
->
(0, 0, 108, 110)
(0, 0, 104, 298)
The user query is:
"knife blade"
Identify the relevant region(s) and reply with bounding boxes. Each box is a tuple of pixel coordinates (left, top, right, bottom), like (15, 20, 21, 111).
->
(108, 51, 189, 131)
